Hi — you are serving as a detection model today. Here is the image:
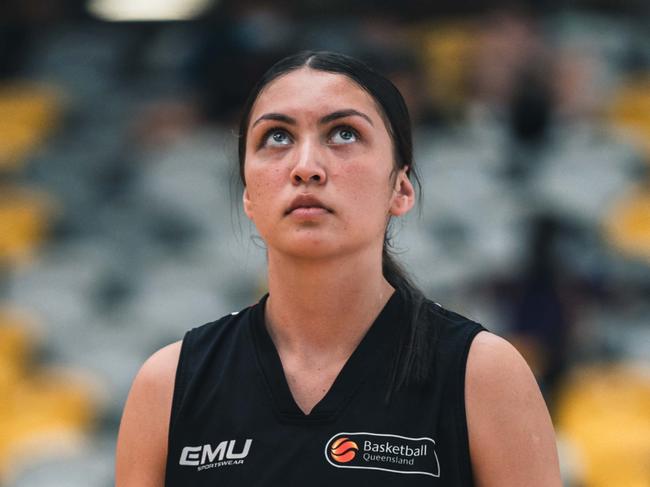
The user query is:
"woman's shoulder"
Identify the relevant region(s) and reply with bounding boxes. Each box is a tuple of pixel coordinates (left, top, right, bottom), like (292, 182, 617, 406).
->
(464, 331, 562, 486)
(120, 340, 183, 432)
(465, 331, 530, 388)
(465, 330, 547, 428)
(116, 340, 182, 486)
(135, 340, 183, 388)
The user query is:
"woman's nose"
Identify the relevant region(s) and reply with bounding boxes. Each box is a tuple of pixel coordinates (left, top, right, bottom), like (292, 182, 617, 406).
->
(290, 141, 327, 185)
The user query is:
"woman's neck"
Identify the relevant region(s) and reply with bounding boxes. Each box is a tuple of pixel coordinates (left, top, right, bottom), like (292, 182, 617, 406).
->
(264, 248, 394, 361)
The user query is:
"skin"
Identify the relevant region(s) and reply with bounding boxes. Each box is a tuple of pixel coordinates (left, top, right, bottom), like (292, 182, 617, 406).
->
(115, 67, 561, 486)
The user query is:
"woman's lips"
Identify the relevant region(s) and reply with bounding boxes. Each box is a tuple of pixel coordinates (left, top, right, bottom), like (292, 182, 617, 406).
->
(288, 207, 331, 218)
(286, 194, 333, 216)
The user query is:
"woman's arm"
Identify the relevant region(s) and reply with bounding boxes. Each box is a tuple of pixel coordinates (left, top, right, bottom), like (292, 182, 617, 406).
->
(115, 341, 182, 487)
(466, 332, 562, 487)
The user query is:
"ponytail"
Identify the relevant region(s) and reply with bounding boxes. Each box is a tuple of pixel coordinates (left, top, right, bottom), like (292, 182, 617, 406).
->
(382, 243, 436, 402)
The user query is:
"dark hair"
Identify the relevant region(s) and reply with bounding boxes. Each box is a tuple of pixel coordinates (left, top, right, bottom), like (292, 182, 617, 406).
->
(237, 50, 435, 398)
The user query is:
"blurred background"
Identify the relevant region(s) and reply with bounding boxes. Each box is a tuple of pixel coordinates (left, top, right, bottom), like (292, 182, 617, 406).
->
(1, 0, 649, 485)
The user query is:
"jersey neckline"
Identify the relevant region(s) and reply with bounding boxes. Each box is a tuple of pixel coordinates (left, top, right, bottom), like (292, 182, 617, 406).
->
(248, 289, 405, 424)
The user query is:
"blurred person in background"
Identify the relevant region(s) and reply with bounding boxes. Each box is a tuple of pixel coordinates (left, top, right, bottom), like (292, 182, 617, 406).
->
(116, 50, 561, 486)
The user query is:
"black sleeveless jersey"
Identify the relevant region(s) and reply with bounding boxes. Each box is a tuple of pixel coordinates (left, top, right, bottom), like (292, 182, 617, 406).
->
(165, 291, 486, 486)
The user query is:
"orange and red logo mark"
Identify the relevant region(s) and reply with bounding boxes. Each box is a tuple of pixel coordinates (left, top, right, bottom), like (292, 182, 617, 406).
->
(329, 437, 359, 463)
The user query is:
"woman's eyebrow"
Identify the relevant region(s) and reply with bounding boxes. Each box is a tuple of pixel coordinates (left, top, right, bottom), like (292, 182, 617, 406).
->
(320, 109, 374, 126)
(252, 113, 297, 128)
(251, 109, 374, 128)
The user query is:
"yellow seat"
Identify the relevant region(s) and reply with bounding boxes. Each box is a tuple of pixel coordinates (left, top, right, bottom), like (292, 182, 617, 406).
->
(0, 307, 39, 365)
(556, 364, 650, 487)
(411, 21, 477, 114)
(603, 187, 650, 262)
(0, 366, 99, 481)
(609, 76, 650, 159)
(0, 307, 39, 402)
(0, 185, 57, 267)
(0, 82, 62, 173)
(0, 308, 99, 481)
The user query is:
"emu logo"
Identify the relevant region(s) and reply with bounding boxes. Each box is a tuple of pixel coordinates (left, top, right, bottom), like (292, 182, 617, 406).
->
(179, 439, 252, 467)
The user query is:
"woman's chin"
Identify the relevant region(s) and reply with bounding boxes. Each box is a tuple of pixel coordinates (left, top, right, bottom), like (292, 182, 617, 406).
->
(268, 237, 346, 261)
(264, 228, 380, 262)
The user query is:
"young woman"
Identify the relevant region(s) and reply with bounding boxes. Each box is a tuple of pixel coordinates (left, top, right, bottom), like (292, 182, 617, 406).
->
(116, 51, 562, 486)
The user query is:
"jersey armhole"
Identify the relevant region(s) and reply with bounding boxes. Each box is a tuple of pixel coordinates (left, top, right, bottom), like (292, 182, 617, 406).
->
(167, 330, 193, 441)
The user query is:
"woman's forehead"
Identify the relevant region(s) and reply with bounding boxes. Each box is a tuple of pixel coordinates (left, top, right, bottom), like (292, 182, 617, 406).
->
(249, 68, 382, 124)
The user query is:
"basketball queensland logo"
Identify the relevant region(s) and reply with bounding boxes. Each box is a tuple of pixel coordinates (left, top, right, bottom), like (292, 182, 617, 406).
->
(325, 432, 440, 477)
(329, 437, 359, 463)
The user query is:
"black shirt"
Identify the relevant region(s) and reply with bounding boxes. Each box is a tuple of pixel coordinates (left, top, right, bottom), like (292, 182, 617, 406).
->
(165, 290, 486, 486)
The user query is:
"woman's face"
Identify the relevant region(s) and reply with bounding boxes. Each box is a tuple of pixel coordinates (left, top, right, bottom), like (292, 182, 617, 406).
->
(243, 67, 414, 260)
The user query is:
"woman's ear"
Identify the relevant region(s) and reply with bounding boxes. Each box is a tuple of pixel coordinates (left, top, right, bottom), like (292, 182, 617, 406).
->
(389, 169, 415, 217)
(242, 188, 254, 220)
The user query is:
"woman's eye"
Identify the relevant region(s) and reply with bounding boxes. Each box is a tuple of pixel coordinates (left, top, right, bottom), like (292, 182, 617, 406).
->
(264, 129, 292, 147)
(329, 126, 358, 144)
